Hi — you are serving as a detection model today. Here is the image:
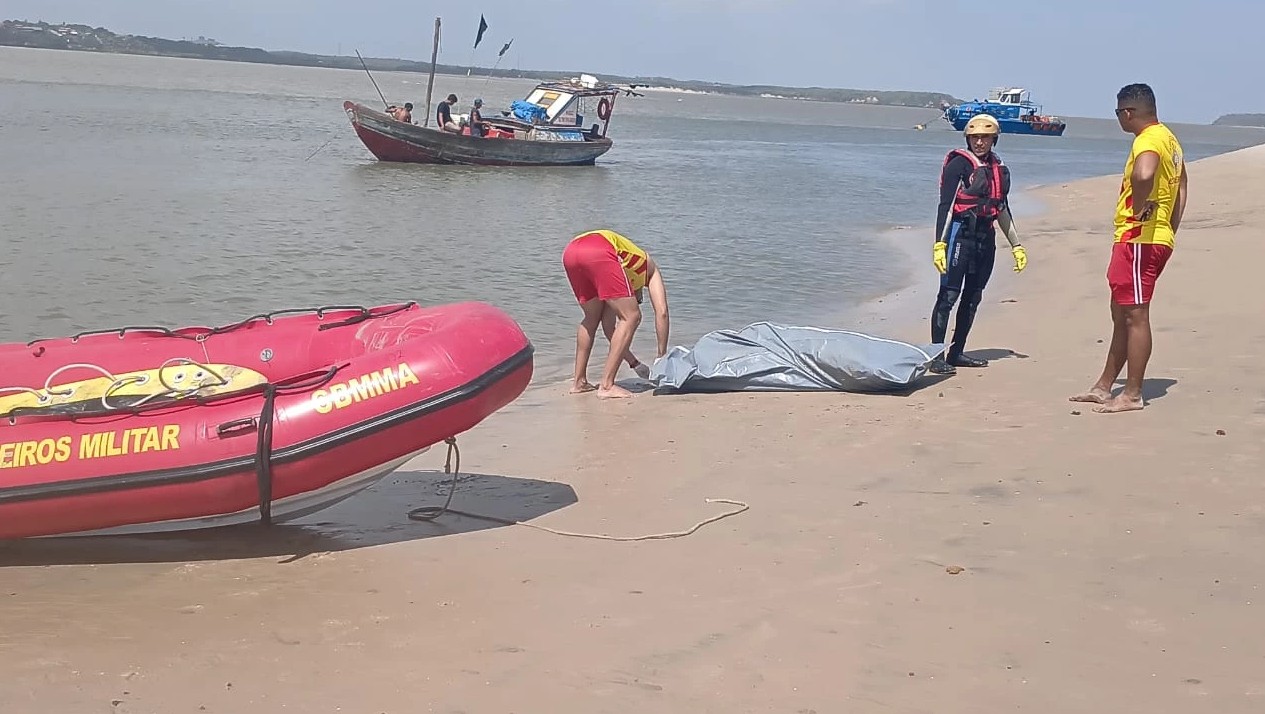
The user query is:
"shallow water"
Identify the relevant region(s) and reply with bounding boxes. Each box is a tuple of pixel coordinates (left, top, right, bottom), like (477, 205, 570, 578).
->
(2, 46, 1261, 382)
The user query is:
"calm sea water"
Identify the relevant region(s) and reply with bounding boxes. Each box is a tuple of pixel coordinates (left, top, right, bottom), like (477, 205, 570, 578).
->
(2, 47, 1261, 382)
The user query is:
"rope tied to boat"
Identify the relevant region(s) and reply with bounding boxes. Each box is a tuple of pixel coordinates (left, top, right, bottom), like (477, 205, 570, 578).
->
(405, 438, 463, 523)
(407, 438, 750, 541)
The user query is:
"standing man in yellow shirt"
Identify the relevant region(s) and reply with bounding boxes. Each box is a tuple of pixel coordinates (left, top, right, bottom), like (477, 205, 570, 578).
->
(1071, 83, 1188, 413)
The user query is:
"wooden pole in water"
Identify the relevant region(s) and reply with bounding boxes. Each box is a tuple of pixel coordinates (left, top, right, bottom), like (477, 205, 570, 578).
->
(423, 17, 441, 127)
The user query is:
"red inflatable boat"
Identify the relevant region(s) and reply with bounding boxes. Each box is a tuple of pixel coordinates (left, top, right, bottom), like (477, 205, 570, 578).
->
(0, 301, 533, 538)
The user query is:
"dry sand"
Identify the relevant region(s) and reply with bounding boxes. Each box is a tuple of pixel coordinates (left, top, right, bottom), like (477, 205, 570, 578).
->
(3, 143, 1264, 714)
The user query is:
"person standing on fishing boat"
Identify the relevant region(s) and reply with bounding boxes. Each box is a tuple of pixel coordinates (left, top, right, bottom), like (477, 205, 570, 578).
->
(468, 98, 486, 137)
(928, 113, 1028, 375)
(562, 229, 670, 399)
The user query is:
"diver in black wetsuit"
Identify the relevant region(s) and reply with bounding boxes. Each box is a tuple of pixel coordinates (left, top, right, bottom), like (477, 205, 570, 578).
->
(929, 113, 1028, 375)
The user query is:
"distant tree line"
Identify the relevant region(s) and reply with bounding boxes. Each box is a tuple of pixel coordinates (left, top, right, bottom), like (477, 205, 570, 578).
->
(1212, 113, 1265, 128)
(1, 19, 960, 109)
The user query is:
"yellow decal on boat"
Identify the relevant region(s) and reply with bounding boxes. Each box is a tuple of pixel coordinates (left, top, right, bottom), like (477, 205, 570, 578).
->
(0, 425, 182, 470)
(0, 436, 73, 469)
(77, 425, 181, 460)
(0, 362, 269, 417)
(311, 362, 421, 415)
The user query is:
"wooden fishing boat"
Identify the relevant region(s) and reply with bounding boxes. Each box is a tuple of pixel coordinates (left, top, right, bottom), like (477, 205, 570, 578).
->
(0, 301, 534, 538)
(343, 75, 622, 166)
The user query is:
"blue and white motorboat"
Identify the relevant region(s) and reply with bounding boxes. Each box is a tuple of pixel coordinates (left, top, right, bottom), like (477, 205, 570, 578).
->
(942, 87, 1066, 137)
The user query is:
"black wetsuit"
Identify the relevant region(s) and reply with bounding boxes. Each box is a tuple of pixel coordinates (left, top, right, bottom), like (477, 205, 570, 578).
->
(931, 151, 1006, 366)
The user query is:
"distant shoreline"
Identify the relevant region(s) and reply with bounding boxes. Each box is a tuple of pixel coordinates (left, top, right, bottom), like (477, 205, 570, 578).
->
(1211, 113, 1265, 129)
(0, 18, 962, 110)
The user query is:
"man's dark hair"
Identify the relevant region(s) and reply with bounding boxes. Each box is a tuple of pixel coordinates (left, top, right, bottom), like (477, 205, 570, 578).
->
(447, 93, 458, 102)
(1117, 83, 1157, 114)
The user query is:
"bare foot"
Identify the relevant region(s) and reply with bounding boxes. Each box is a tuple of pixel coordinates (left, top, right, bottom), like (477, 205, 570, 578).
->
(570, 381, 597, 394)
(595, 384, 634, 400)
(1069, 387, 1112, 404)
(632, 362, 651, 380)
(1093, 395, 1144, 414)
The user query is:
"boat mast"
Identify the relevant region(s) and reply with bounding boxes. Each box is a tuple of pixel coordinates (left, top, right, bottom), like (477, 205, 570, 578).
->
(354, 49, 390, 109)
(423, 17, 441, 127)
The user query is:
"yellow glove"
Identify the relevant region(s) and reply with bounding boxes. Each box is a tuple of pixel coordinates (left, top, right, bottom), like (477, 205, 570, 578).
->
(1011, 245, 1027, 273)
(933, 242, 947, 274)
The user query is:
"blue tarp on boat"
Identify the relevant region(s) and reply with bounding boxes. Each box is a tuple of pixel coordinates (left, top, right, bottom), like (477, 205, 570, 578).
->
(649, 322, 945, 393)
(510, 100, 548, 123)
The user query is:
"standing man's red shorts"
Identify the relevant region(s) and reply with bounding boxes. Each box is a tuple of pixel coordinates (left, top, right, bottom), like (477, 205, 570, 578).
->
(562, 232, 634, 304)
(1107, 241, 1173, 306)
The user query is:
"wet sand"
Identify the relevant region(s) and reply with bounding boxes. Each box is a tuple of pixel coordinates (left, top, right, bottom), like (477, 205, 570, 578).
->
(3, 144, 1264, 713)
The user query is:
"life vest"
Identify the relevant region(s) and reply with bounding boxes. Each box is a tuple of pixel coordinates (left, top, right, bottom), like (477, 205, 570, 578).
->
(942, 149, 1010, 222)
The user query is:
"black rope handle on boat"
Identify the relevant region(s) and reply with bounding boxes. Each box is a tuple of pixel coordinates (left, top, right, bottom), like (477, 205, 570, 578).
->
(25, 302, 420, 348)
(255, 384, 278, 526)
(27, 325, 179, 348)
(274, 364, 344, 394)
(251, 366, 346, 526)
(317, 301, 417, 331)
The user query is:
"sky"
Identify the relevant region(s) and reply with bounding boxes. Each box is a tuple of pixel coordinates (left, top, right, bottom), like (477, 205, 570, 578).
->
(6, 0, 1261, 123)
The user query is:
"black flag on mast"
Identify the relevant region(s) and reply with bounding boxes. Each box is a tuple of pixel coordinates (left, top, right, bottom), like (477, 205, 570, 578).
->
(474, 15, 489, 48)
(498, 39, 513, 57)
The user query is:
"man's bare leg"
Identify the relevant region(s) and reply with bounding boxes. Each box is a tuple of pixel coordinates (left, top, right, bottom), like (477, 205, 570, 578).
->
(602, 305, 652, 379)
(571, 299, 605, 394)
(596, 297, 641, 399)
(601, 304, 641, 370)
(1095, 304, 1150, 413)
(1070, 301, 1128, 404)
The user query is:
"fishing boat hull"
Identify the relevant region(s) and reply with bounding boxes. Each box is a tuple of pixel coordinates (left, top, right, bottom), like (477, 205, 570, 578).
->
(946, 114, 1066, 136)
(343, 101, 613, 166)
(0, 301, 534, 538)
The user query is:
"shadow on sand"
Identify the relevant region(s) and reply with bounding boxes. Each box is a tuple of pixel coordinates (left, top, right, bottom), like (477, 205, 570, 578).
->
(1136, 377, 1178, 402)
(0, 469, 577, 568)
(964, 347, 1031, 362)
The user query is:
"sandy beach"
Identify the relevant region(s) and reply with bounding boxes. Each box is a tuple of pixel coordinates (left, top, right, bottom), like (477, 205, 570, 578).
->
(3, 143, 1264, 713)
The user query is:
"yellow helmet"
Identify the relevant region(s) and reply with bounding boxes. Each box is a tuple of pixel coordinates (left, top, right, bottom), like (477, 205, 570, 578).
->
(964, 114, 1001, 136)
